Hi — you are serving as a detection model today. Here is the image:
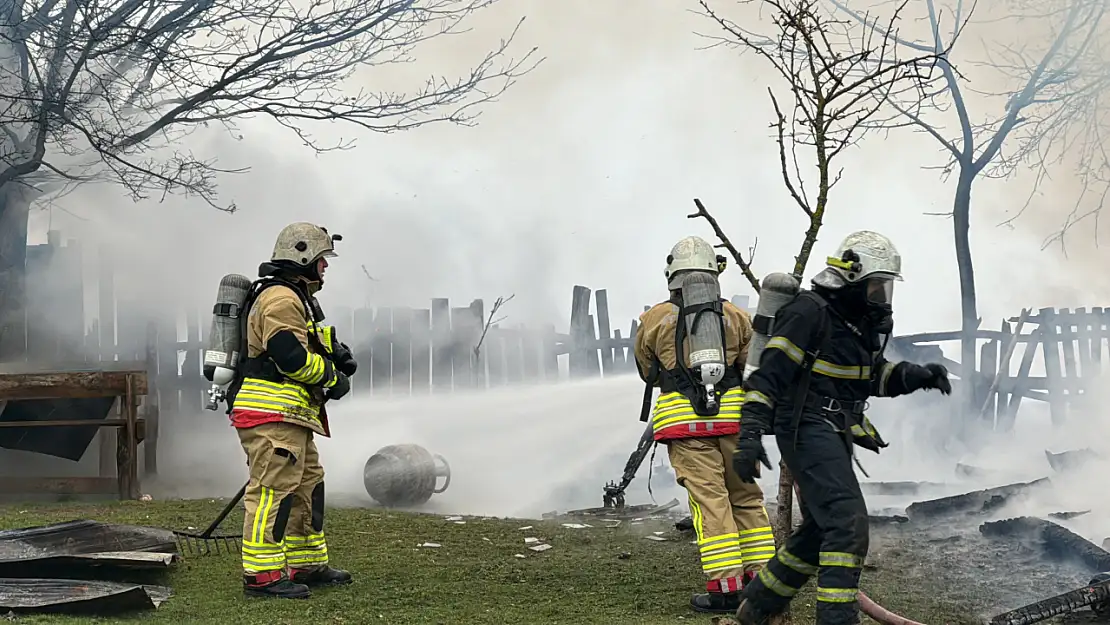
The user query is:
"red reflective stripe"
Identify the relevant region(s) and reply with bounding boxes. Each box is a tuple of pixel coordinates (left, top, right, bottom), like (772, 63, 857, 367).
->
(230, 409, 284, 429)
(246, 569, 283, 586)
(653, 421, 740, 441)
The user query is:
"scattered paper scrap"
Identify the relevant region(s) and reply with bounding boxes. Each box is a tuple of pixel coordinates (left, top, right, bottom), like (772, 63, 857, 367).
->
(644, 535, 667, 542)
(482, 537, 492, 543)
(419, 542, 442, 548)
(562, 523, 591, 529)
(653, 531, 665, 536)
(445, 516, 463, 522)
(514, 554, 527, 559)
(454, 521, 466, 525)
(602, 520, 622, 528)
(524, 537, 540, 544)
(518, 526, 533, 531)
(529, 544, 553, 552)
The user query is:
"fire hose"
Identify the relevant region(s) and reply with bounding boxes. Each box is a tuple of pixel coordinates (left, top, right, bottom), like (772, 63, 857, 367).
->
(788, 482, 928, 625)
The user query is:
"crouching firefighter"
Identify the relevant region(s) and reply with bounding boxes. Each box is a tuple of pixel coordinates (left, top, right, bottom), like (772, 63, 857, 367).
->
(213, 223, 359, 599)
(634, 236, 776, 615)
(731, 231, 952, 625)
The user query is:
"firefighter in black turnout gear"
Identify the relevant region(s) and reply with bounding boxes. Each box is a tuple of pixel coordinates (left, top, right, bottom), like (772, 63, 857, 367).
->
(731, 231, 952, 625)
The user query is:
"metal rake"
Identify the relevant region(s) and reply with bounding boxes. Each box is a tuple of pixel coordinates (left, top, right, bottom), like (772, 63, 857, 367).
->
(172, 481, 247, 556)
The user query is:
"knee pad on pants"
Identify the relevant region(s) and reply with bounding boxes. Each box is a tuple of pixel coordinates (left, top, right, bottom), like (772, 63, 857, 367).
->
(273, 495, 294, 541)
(311, 481, 325, 532)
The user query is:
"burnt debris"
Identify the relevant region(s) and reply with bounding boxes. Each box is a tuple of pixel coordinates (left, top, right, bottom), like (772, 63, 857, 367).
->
(905, 478, 1051, 519)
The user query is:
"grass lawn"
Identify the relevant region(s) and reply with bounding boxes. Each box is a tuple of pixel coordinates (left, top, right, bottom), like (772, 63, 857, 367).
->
(0, 499, 977, 625)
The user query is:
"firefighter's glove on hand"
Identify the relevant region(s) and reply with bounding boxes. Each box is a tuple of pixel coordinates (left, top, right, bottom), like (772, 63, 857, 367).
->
(333, 342, 358, 376)
(326, 371, 351, 401)
(732, 435, 772, 484)
(904, 363, 952, 395)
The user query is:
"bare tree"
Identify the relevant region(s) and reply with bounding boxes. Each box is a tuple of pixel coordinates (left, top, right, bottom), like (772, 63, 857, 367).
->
(694, 0, 946, 544)
(0, 0, 539, 358)
(829, 0, 1110, 404)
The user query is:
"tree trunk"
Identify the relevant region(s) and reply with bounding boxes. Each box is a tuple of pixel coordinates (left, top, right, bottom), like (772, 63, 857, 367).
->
(952, 171, 977, 413)
(0, 184, 31, 361)
(773, 460, 793, 543)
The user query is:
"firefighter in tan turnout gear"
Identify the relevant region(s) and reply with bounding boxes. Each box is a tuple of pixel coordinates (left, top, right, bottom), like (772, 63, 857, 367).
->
(634, 236, 776, 615)
(226, 223, 358, 599)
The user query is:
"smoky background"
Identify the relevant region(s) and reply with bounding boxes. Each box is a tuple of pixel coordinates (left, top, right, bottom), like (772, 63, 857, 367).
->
(0, 0, 1107, 575)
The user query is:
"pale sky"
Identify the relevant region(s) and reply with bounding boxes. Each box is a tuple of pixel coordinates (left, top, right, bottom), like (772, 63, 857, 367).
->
(29, 0, 1109, 347)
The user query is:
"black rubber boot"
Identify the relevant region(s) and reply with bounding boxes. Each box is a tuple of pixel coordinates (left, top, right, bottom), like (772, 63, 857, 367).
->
(690, 591, 741, 614)
(243, 574, 311, 599)
(736, 597, 773, 625)
(291, 566, 353, 587)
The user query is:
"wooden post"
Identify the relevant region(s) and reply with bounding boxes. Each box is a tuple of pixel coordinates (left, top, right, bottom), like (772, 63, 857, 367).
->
(521, 325, 540, 382)
(1040, 308, 1066, 426)
(468, 300, 486, 389)
(352, 307, 374, 396)
(431, 299, 452, 393)
(978, 338, 999, 423)
(144, 321, 160, 476)
(1058, 308, 1078, 410)
(541, 323, 560, 381)
(1074, 308, 1092, 411)
(1090, 307, 1104, 378)
(998, 329, 1041, 431)
(411, 309, 432, 395)
(595, 290, 614, 374)
(117, 373, 140, 500)
(586, 313, 600, 377)
(97, 246, 117, 479)
(450, 307, 473, 389)
(504, 328, 524, 384)
(156, 314, 178, 469)
(569, 286, 591, 378)
(370, 308, 392, 396)
(392, 307, 412, 396)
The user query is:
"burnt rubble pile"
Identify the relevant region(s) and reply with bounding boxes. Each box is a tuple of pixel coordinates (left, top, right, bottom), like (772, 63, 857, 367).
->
(0, 519, 179, 616)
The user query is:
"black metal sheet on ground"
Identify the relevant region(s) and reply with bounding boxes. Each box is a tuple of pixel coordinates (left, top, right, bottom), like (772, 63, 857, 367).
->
(0, 397, 117, 460)
(0, 520, 179, 577)
(0, 578, 172, 614)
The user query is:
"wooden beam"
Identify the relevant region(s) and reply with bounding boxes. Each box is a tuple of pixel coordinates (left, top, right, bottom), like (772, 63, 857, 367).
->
(0, 368, 148, 400)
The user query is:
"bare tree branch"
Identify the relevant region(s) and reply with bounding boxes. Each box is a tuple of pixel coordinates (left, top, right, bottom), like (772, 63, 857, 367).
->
(0, 0, 542, 209)
(695, 0, 953, 548)
(474, 293, 514, 361)
(689, 198, 761, 293)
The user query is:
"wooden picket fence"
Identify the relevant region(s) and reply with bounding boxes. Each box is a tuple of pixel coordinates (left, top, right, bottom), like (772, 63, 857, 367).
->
(894, 307, 1110, 430)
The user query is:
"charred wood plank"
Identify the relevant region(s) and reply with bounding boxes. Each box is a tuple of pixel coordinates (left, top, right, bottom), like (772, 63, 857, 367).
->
(906, 478, 1051, 519)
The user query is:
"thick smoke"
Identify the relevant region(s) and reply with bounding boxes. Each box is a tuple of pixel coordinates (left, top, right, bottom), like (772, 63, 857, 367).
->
(8, 0, 1110, 566)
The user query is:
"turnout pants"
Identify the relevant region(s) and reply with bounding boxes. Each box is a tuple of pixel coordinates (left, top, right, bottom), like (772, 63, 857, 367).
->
(238, 422, 330, 581)
(739, 420, 869, 625)
(668, 435, 775, 593)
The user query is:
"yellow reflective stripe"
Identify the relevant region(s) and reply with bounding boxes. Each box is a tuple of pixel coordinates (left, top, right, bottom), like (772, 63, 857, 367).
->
(699, 534, 741, 553)
(688, 494, 704, 543)
(877, 361, 895, 395)
(252, 486, 274, 543)
(766, 336, 804, 363)
(306, 322, 335, 354)
(757, 566, 801, 597)
(817, 586, 858, 603)
(652, 392, 742, 428)
(766, 337, 869, 380)
(285, 533, 327, 547)
(819, 551, 864, 568)
(703, 552, 745, 572)
(285, 352, 328, 385)
(745, 390, 774, 409)
(738, 526, 776, 564)
(812, 359, 870, 380)
(778, 549, 818, 575)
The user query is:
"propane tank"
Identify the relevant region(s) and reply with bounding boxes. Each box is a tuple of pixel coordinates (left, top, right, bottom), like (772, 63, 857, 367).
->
(676, 271, 727, 412)
(363, 444, 451, 508)
(203, 273, 253, 410)
(743, 272, 801, 381)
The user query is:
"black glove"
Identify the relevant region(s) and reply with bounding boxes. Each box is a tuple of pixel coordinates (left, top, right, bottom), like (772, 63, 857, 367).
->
(326, 371, 351, 401)
(334, 342, 358, 376)
(904, 362, 952, 395)
(732, 435, 772, 483)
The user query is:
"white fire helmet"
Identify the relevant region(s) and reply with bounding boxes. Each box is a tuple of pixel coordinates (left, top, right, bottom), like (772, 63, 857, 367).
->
(812, 230, 902, 305)
(664, 236, 719, 289)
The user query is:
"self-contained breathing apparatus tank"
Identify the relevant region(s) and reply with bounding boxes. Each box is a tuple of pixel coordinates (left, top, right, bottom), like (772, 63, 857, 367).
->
(743, 272, 801, 382)
(675, 270, 727, 413)
(203, 273, 253, 411)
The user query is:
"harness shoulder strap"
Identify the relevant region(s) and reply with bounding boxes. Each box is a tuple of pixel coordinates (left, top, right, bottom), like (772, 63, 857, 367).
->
(789, 292, 833, 440)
